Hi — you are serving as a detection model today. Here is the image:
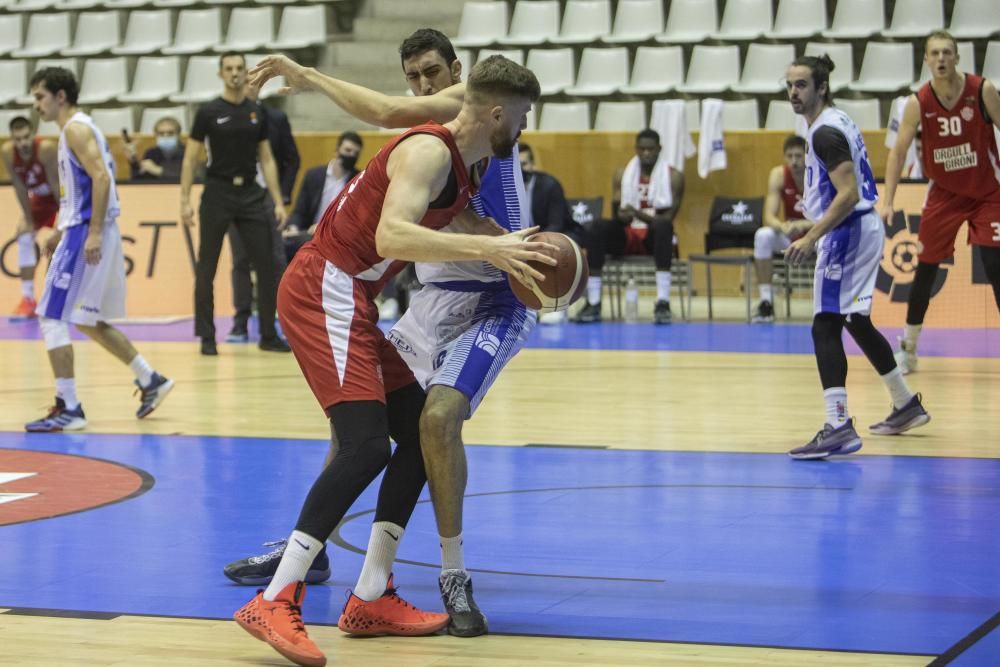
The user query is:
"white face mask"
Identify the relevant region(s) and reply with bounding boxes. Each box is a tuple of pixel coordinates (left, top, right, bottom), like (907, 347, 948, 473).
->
(157, 136, 179, 153)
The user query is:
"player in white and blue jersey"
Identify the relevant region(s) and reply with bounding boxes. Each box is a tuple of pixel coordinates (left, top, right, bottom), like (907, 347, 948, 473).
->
(782, 55, 930, 460)
(25, 68, 173, 432)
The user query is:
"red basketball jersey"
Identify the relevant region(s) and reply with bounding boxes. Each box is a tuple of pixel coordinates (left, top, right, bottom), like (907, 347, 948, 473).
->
(11, 137, 59, 225)
(917, 73, 1000, 200)
(782, 164, 805, 221)
(308, 122, 476, 293)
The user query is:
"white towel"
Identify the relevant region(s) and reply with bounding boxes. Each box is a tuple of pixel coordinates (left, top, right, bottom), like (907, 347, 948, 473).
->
(650, 99, 696, 172)
(885, 95, 920, 176)
(697, 98, 726, 178)
(621, 155, 673, 210)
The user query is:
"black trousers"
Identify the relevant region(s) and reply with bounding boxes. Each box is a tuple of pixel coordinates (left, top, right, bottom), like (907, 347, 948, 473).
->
(194, 181, 278, 340)
(228, 195, 287, 332)
(586, 218, 674, 274)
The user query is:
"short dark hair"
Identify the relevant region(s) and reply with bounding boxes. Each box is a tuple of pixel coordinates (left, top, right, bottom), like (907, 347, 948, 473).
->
(337, 130, 363, 149)
(218, 51, 246, 69)
(9, 116, 32, 133)
(519, 142, 534, 161)
(783, 135, 806, 152)
(399, 28, 458, 69)
(467, 55, 540, 104)
(154, 116, 181, 134)
(924, 30, 958, 55)
(636, 128, 660, 145)
(29, 67, 79, 105)
(790, 54, 835, 104)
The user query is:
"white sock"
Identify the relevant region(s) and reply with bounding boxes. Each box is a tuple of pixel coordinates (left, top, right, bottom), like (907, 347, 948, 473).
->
(55, 377, 79, 410)
(263, 530, 323, 601)
(655, 271, 671, 302)
(440, 533, 465, 572)
(880, 367, 914, 409)
(759, 284, 773, 303)
(587, 276, 602, 306)
(129, 354, 154, 388)
(22, 279, 35, 298)
(353, 522, 404, 602)
(823, 387, 849, 426)
(903, 324, 922, 350)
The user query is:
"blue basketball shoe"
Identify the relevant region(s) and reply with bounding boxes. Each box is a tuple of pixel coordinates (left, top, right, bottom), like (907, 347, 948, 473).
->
(788, 419, 863, 460)
(224, 539, 331, 586)
(25, 398, 87, 432)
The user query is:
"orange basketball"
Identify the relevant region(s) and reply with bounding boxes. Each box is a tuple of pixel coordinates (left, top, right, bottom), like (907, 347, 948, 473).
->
(506, 232, 588, 313)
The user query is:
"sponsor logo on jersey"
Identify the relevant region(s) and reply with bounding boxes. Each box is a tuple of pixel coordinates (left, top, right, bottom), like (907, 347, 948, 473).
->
(824, 263, 843, 280)
(387, 330, 414, 356)
(54, 272, 72, 289)
(474, 322, 501, 355)
(932, 143, 977, 171)
(960, 106, 974, 122)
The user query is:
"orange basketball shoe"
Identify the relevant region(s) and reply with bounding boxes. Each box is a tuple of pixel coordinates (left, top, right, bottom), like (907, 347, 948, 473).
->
(10, 296, 37, 322)
(338, 576, 450, 636)
(234, 581, 326, 667)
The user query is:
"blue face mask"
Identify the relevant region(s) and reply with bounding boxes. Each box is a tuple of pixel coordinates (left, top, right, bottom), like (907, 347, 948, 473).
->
(157, 136, 179, 153)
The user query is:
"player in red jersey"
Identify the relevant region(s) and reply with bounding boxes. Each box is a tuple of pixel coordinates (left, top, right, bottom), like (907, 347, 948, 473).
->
(882, 30, 1000, 373)
(1, 116, 59, 321)
(232, 55, 555, 667)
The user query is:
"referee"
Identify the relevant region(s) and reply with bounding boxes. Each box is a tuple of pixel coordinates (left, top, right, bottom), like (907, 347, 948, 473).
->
(180, 51, 290, 356)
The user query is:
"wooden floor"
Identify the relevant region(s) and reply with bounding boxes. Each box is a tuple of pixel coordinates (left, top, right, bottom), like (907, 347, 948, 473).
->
(1, 335, 996, 666)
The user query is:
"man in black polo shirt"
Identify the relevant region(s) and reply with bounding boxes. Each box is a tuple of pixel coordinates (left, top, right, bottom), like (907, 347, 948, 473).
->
(180, 51, 290, 356)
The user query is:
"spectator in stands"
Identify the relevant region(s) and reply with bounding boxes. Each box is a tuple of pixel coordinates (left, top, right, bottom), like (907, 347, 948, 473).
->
(518, 142, 585, 325)
(576, 129, 684, 325)
(226, 95, 301, 343)
(125, 117, 188, 183)
(752, 134, 811, 323)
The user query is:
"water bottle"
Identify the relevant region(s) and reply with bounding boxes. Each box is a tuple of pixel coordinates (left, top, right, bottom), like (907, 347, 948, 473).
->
(624, 275, 639, 322)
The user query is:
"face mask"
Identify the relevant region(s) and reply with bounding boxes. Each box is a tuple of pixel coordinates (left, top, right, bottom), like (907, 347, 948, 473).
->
(339, 153, 358, 171)
(157, 136, 179, 153)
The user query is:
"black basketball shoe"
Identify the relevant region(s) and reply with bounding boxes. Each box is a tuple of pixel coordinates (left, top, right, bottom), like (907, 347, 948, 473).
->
(224, 539, 331, 586)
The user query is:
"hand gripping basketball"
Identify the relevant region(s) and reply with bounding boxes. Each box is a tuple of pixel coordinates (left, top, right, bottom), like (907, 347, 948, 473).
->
(504, 231, 589, 313)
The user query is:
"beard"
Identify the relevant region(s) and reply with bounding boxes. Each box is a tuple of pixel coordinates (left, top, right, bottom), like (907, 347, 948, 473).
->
(490, 126, 516, 159)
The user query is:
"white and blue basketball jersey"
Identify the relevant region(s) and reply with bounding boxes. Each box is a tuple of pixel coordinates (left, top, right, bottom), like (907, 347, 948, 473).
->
(803, 107, 877, 222)
(57, 111, 120, 231)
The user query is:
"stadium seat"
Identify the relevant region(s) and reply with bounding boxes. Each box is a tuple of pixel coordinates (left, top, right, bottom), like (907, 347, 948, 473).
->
(764, 99, 797, 130)
(37, 120, 61, 136)
(551, 0, 612, 45)
(804, 41, 853, 91)
(538, 102, 590, 131)
(78, 58, 129, 104)
(912, 42, 975, 90)
(141, 105, 189, 133)
(57, 0, 102, 10)
(105, 0, 151, 8)
(984, 42, 1000, 82)
(272, 5, 327, 49)
(12, 13, 71, 58)
(721, 99, 760, 130)
(881, 0, 943, 38)
(245, 54, 286, 99)
(18, 57, 78, 102)
(949, 0, 1000, 39)
(91, 107, 134, 135)
(215, 7, 274, 52)
(849, 42, 914, 93)
(0, 14, 23, 56)
(715, 0, 772, 41)
(603, 0, 663, 44)
(113, 10, 173, 55)
(7, 0, 57, 12)
(731, 43, 796, 94)
(766, 0, 826, 39)
(833, 98, 881, 130)
(676, 45, 741, 94)
(0, 61, 27, 105)
(120, 56, 181, 103)
(823, 0, 884, 39)
(454, 49, 473, 70)
(565, 47, 629, 96)
(525, 48, 575, 95)
(500, 0, 559, 46)
(619, 45, 684, 95)
(477, 49, 524, 66)
(169, 56, 220, 103)
(594, 101, 646, 131)
(0, 110, 33, 133)
(685, 98, 700, 128)
(154, 0, 199, 7)
(163, 9, 222, 55)
(63, 11, 121, 56)
(453, 1, 508, 48)
(656, 0, 717, 43)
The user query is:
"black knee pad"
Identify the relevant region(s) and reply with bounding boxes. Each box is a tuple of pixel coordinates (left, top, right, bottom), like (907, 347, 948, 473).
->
(844, 313, 896, 375)
(812, 312, 844, 341)
(327, 401, 392, 476)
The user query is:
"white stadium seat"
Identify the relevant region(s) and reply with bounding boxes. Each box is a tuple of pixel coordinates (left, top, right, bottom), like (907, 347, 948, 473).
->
(765, 99, 798, 130)
(656, 0, 716, 44)
(804, 41, 854, 92)
(721, 99, 760, 130)
(715, 0, 772, 41)
(169, 56, 220, 104)
(833, 98, 881, 130)
(500, 0, 559, 46)
(565, 47, 629, 96)
(525, 48, 576, 95)
(676, 45, 741, 94)
(163, 9, 222, 55)
(949, 0, 1000, 39)
(766, 0, 827, 39)
(823, 0, 884, 39)
(0, 61, 27, 105)
(731, 43, 796, 94)
(215, 7, 274, 53)
(114, 10, 173, 56)
(881, 0, 943, 38)
(620, 46, 684, 95)
(551, 0, 612, 45)
(0, 15, 23, 56)
(604, 0, 663, 44)
(91, 107, 134, 135)
(272, 5, 328, 49)
(120, 56, 182, 103)
(78, 57, 129, 105)
(12, 13, 71, 58)
(849, 42, 914, 93)
(594, 101, 646, 131)
(63, 11, 121, 56)
(539, 102, 591, 131)
(453, 1, 508, 48)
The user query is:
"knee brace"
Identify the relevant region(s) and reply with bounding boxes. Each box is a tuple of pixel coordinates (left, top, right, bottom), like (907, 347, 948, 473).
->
(754, 227, 776, 260)
(40, 317, 71, 350)
(17, 232, 37, 268)
(844, 313, 896, 375)
(812, 313, 848, 389)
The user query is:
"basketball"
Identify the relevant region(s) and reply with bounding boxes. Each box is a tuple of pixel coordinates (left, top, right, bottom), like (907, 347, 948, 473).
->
(506, 232, 588, 313)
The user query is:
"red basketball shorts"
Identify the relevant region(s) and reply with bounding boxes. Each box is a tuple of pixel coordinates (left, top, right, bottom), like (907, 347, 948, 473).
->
(32, 199, 58, 230)
(919, 184, 1000, 263)
(277, 247, 416, 411)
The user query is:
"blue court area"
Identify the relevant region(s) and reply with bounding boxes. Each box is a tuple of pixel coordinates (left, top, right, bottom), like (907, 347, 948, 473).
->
(2, 431, 999, 658)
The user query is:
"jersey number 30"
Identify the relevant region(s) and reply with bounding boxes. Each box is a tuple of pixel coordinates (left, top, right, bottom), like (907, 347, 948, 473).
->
(937, 116, 962, 137)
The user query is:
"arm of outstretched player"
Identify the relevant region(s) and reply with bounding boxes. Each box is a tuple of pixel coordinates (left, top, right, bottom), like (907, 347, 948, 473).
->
(881, 94, 920, 222)
(248, 55, 465, 129)
(1, 143, 34, 235)
(374, 136, 556, 285)
(64, 122, 112, 265)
